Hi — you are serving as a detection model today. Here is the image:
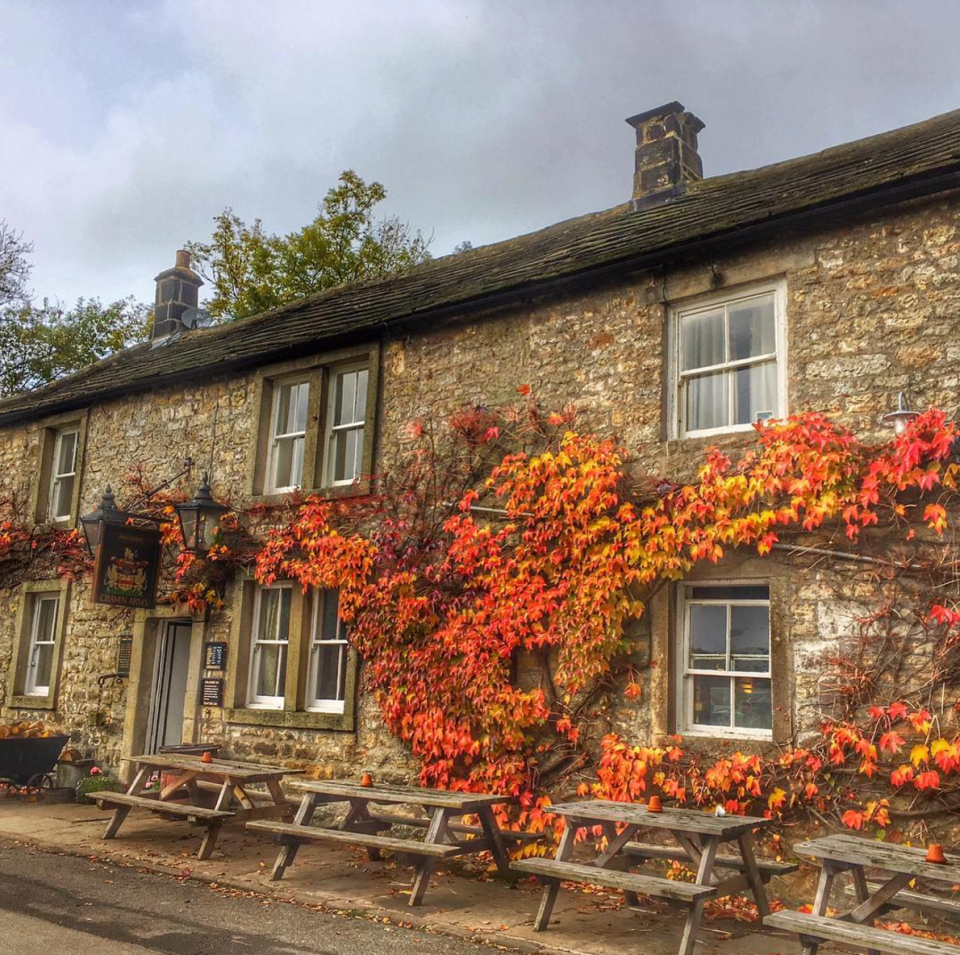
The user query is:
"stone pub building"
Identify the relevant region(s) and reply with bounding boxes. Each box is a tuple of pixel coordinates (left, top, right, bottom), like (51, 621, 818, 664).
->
(2, 103, 960, 780)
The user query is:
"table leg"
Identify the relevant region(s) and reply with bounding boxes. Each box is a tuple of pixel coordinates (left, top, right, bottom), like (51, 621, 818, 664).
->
(534, 818, 577, 931)
(409, 808, 452, 906)
(271, 793, 317, 881)
(104, 766, 149, 839)
(850, 866, 882, 955)
(197, 822, 223, 861)
(598, 822, 641, 907)
(677, 835, 719, 955)
(737, 831, 770, 918)
(800, 864, 835, 955)
(341, 797, 382, 861)
(477, 806, 513, 881)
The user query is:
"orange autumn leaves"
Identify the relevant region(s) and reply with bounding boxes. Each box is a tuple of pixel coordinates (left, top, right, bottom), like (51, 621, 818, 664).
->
(251, 403, 960, 826)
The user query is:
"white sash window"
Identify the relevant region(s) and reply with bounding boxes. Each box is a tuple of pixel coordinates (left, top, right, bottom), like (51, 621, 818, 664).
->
(48, 428, 79, 521)
(306, 589, 348, 713)
(326, 367, 368, 486)
(247, 583, 292, 708)
(266, 381, 310, 492)
(25, 595, 59, 696)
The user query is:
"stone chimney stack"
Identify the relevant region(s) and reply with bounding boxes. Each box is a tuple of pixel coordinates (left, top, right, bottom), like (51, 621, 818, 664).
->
(626, 102, 705, 209)
(151, 250, 203, 339)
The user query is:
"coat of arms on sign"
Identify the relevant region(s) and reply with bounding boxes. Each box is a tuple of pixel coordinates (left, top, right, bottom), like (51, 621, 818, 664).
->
(104, 548, 148, 598)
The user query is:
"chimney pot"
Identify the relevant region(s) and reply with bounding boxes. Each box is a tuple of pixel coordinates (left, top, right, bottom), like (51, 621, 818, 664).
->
(626, 102, 705, 209)
(150, 250, 203, 340)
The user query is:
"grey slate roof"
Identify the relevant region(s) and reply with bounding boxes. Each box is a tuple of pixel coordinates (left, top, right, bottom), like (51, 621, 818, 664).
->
(4, 107, 960, 425)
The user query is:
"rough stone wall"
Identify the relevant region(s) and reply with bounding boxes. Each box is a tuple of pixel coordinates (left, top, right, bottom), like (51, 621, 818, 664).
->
(0, 190, 957, 776)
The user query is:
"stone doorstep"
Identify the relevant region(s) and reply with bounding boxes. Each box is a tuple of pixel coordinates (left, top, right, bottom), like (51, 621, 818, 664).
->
(0, 801, 799, 955)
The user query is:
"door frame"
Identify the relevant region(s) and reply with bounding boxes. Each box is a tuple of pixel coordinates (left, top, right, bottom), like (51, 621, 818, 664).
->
(120, 606, 208, 782)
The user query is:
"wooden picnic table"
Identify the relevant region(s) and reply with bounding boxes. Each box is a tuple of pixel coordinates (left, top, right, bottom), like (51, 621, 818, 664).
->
(92, 753, 304, 860)
(512, 800, 794, 955)
(248, 779, 531, 906)
(765, 833, 960, 955)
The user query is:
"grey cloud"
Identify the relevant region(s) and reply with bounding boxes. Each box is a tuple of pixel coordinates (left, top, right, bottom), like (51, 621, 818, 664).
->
(2, 0, 960, 307)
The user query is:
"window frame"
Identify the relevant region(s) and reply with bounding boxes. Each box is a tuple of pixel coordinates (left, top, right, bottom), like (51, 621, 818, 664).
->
(677, 581, 773, 741)
(48, 427, 80, 523)
(224, 577, 359, 731)
(248, 345, 379, 501)
(264, 378, 311, 494)
(24, 594, 60, 697)
(246, 582, 294, 709)
(668, 281, 788, 440)
(8, 580, 71, 710)
(306, 589, 349, 713)
(324, 364, 369, 488)
(30, 411, 88, 527)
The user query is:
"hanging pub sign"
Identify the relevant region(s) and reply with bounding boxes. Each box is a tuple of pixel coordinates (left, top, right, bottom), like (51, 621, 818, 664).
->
(91, 522, 163, 609)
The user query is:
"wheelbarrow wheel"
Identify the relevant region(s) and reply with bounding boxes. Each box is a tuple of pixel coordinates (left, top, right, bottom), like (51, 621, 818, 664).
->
(26, 773, 53, 790)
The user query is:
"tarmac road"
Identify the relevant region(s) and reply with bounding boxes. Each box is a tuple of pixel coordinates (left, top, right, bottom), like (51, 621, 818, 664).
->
(0, 838, 517, 955)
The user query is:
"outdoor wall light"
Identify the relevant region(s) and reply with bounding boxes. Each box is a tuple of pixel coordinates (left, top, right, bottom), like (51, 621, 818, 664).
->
(883, 391, 920, 436)
(80, 486, 137, 556)
(175, 473, 230, 554)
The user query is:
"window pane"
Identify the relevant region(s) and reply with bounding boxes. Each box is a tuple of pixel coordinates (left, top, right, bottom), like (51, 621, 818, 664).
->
(295, 383, 310, 432)
(273, 435, 304, 489)
(34, 643, 54, 689)
(689, 604, 726, 670)
(315, 644, 346, 702)
(731, 605, 770, 671)
(685, 370, 729, 433)
(256, 644, 285, 698)
(335, 372, 357, 427)
(692, 675, 730, 726)
(320, 590, 340, 640)
(333, 428, 360, 483)
(354, 369, 368, 423)
(735, 677, 772, 730)
(690, 585, 769, 601)
(57, 431, 78, 474)
(680, 308, 725, 371)
(733, 361, 777, 425)
(36, 599, 58, 641)
(729, 295, 776, 361)
(52, 475, 74, 519)
(275, 383, 294, 434)
(277, 588, 291, 642)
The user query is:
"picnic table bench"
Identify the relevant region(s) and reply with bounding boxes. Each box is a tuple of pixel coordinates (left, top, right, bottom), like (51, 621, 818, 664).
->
(513, 800, 793, 955)
(92, 753, 303, 860)
(248, 779, 527, 906)
(765, 833, 960, 955)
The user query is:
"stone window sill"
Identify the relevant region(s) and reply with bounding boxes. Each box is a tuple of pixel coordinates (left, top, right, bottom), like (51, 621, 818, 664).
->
(7, 694, 55, 711)
(224, 707, 355, 732)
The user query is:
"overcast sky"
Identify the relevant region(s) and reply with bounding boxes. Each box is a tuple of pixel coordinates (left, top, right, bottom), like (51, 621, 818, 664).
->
(3, 0, 960, 308)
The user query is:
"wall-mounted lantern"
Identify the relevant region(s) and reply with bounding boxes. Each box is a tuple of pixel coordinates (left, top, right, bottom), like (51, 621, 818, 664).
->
(174, 473, 230, 554)
(883, 392, 920, 436)
(80, 486, 138, 556)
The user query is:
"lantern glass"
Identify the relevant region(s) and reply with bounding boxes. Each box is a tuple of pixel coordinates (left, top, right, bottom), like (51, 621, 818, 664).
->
(175, 473, 229, 554)
(80, 486, 120, 556)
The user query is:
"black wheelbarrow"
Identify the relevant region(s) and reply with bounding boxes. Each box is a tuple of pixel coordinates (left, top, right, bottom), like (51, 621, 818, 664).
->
(0, 734, 70, 789)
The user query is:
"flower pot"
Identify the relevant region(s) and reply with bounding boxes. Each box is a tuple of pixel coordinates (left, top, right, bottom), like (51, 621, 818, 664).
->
(647, 795, 663, 813)
(201, 751, 214, 764)
(927, 843, 947, 864)
(360, 772, 374, 787)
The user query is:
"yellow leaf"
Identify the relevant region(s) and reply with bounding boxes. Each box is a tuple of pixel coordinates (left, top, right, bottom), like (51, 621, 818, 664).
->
(910, 744, 930, 767)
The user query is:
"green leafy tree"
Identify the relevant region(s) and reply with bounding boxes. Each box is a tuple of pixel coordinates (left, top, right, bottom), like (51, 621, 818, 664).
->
(186, 170, 431, 321)
(0, 222, 148, 397)
(0, 297, 149, 398)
